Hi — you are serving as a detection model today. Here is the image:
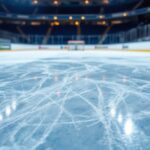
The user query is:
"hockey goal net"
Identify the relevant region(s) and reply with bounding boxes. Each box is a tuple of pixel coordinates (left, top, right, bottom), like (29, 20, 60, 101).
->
(67, 40, 85, 50)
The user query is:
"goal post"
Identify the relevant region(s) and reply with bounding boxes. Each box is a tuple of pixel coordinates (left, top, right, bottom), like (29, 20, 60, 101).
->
(67, 40, 85, 50)
(0, 38, 11, 50)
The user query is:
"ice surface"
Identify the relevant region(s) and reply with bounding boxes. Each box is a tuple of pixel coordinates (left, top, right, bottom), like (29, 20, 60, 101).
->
(0, 51, 150, 150)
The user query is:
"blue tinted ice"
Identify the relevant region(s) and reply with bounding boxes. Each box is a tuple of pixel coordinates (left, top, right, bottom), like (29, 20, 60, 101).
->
(0, 51, 150, 150)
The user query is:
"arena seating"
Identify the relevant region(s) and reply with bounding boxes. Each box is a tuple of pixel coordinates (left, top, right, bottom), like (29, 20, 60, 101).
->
(0, 0, 149, 45)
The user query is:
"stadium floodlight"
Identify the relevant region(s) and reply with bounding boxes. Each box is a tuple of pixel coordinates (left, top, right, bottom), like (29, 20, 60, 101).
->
(102, 0, 109, 5)
(81, 16, 85, 20)
(32, 0, 38, 5)
(53, 0, 60, 6)
(54, 21, 60, 26)
(123, 12, 128, 17)
(53, 16, 58, 20)
(84, 0, 90, 5)
(69, 16, 73, 20)
(75, 21, 80, 26)
(99, 15, 104, 19)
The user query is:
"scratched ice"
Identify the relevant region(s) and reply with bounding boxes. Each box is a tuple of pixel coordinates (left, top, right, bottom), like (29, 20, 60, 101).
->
(0, 51, 150, 150)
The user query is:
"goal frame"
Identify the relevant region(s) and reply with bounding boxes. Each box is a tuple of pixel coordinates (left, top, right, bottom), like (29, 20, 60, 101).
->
(67, 40, 85, 51)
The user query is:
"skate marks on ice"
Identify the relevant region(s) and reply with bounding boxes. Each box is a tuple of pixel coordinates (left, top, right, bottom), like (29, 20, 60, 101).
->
(0, 57, 150, 150)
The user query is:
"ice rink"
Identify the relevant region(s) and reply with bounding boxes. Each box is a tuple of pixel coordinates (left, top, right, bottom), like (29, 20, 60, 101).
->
(0, 51, 150, 150)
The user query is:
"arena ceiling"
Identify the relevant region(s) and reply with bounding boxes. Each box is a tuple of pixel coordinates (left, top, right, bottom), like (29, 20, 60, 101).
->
(0, 0, 142, 6)
(0, 0, 149, 16)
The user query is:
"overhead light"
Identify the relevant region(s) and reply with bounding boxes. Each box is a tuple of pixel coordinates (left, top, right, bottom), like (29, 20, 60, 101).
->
(75, 21, 80, 26)
(84, 0, 90, 5)
(111, 20, 122, 25)
(102, 0, 109, 5)
(51, 22, 54, 26)
(97, 21, 107, 25)
(31, 21, 41, 26)
(54, 21, 60, 26)
(53, 16, 58, 20)
(99, 15, 104, 19)
(32, 0, 38, 5)
(69, 16, 73, 20)
(81, 16, 85, 20)
(123, 12, 128, 17)
(53, 0, 60, 6)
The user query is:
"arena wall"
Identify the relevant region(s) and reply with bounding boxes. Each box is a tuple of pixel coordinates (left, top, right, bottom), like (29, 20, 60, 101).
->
(10, 41, 150, 51)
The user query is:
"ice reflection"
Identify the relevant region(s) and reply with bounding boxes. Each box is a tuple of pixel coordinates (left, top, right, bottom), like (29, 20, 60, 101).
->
(124, 118, 133, 136)
(117, 113, 123, 124)
(0, 54, 149, 150)
(5, 106, 11, 117)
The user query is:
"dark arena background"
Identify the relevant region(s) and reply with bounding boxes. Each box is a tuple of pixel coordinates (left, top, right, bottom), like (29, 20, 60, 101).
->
(0, 0, 150, 150)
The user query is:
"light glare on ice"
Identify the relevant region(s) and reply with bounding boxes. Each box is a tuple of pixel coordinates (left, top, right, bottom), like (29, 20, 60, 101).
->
(0, 51, 150, 150)
(5, 106, 12, 117)
(110, 107, 116, 118)
(124, 118, 133, 136)
(0, 114, 3, 122)
(117, 113, 123, 124)
(11, 100, 17, 111)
